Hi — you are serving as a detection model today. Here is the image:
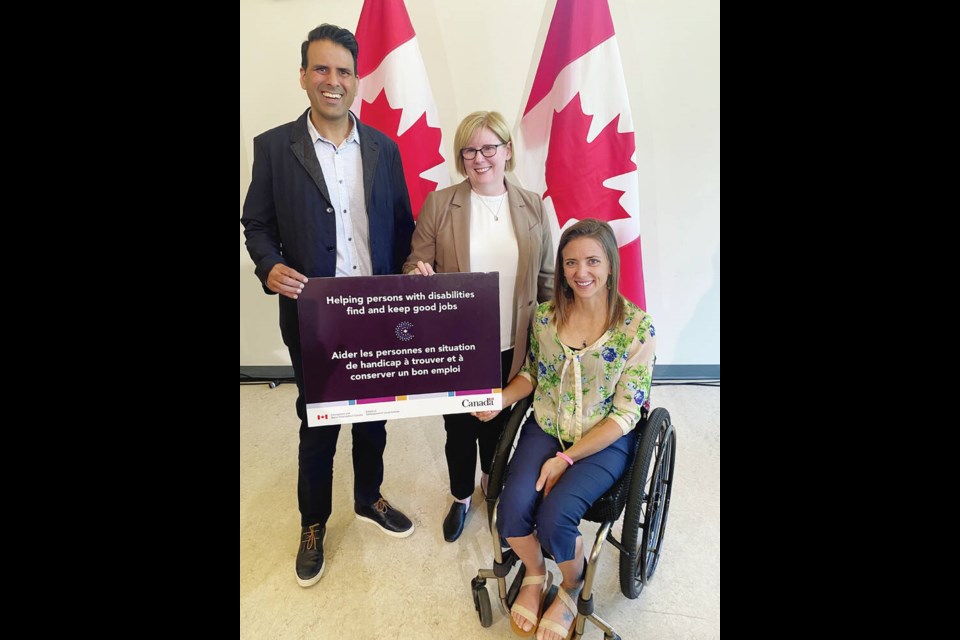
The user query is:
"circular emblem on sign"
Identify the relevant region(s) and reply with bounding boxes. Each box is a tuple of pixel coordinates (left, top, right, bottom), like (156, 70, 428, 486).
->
(395, 321, 414, 341)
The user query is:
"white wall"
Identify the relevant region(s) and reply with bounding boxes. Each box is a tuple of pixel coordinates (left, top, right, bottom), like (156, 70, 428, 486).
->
(240, 0, 719, 366)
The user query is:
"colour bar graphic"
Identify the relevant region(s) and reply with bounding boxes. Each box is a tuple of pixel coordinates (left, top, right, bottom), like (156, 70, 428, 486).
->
(306, 389, 502, 427)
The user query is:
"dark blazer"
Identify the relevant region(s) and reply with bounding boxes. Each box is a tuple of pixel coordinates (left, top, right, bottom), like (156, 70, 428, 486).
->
(402, 179, 554, 380)
(242, 109, 415, 349)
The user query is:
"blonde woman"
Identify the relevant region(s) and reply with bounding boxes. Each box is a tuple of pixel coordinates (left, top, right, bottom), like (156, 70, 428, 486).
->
(404, 111, 554, 543)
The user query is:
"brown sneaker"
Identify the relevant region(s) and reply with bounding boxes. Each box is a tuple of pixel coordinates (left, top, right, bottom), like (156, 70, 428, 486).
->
(354, 498, 414, 538)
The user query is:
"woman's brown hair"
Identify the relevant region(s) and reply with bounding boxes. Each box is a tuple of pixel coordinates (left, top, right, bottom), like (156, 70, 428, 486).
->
(553, 218, 625, 331)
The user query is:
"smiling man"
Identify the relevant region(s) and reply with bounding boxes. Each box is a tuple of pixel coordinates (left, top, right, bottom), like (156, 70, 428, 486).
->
(300, 37, 358, 142)
(242, 24, 416, 588)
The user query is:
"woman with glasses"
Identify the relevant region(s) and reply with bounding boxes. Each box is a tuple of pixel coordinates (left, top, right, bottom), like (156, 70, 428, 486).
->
(403, 111, 554, 544)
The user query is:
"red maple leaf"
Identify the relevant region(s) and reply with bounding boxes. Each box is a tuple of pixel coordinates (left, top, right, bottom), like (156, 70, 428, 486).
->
(361, 89, 444, 218)
(543, 94, 637, 228)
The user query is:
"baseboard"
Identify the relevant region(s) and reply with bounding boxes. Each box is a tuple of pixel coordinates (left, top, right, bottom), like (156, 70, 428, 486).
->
(653, 364, 719, 380)
(240, 365, 295, 383)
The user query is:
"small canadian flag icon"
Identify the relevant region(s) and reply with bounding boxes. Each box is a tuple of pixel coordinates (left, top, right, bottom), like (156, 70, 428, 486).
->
(317, 414, 329, 420)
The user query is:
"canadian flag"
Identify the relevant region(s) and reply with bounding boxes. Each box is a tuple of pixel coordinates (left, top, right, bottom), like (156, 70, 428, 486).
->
(354, 0, 449, 218)
(515, 0, 646, 309)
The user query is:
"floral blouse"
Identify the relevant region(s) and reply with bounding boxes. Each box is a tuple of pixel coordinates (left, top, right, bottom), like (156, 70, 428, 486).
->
(517, 300, 656, 444)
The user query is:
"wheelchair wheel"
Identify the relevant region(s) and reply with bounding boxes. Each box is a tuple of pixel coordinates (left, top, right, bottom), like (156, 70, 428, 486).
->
(619, 408, 676, 598)
(472, 577, 493, 627)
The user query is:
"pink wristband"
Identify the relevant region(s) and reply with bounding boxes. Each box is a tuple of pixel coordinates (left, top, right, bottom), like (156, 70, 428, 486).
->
(556, 451, 574, 466)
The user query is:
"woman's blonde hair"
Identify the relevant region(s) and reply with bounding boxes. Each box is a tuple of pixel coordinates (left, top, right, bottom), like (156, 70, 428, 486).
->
(452, 111, 515, 176)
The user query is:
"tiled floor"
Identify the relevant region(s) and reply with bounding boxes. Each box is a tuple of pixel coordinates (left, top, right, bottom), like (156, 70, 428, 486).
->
(240, 383, 719, 639)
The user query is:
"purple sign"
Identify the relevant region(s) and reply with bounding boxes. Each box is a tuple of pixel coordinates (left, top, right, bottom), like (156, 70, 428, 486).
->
(298, 273, 501, 425)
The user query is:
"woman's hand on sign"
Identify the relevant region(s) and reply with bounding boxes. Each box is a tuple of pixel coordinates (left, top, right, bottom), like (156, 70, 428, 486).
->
(408, 261, 436, 276)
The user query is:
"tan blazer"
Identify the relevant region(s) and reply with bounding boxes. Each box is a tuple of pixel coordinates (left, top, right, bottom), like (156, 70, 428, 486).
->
(403, 179, 555, 381)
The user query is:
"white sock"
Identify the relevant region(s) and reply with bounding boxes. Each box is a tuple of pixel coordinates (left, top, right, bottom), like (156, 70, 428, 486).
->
(454, 495, 471, 508)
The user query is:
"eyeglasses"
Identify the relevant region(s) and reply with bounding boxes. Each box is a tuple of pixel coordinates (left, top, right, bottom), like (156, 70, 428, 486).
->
(460, 143, 506, 160)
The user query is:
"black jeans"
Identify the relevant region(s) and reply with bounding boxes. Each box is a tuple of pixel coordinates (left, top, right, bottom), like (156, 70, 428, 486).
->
(444, 349, 514, 500)
(290, 346, 386, 527)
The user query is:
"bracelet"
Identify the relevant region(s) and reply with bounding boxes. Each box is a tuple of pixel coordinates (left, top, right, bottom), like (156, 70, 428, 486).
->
(555, 451, 574, 466)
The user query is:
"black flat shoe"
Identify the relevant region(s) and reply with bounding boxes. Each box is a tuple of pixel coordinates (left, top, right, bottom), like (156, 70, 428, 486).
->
(443, 501, 468, 542)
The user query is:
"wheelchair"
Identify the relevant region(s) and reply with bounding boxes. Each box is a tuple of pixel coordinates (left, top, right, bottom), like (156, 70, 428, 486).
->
(470, 396, 676, 639)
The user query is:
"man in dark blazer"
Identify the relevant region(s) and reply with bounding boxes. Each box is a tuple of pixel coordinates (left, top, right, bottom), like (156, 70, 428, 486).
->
(241, 24, 416, 588)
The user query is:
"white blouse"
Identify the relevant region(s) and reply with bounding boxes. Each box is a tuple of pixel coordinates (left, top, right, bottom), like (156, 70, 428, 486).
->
(469, 190, 519, 351)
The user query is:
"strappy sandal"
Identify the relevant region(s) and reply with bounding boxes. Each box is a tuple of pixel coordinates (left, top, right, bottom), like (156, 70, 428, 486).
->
(536, 583, 581, 640)
(510, 571, 552, 637)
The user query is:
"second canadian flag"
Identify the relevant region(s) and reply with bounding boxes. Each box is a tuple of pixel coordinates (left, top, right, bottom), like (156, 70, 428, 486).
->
(516, 0, 647, 310)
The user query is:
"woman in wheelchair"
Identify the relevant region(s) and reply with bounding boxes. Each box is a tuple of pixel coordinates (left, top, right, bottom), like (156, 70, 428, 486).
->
(473, 219, 655, 639)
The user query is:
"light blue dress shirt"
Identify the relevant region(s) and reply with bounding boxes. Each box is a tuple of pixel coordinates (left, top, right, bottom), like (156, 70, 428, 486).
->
(307, 112, 372, 277)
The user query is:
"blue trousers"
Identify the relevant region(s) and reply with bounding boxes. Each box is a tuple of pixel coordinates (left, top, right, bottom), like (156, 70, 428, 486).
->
(497, 415, 631, 563)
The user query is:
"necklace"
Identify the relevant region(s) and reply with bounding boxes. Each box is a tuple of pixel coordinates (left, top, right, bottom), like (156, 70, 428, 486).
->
(474, 191, 506, 221)
(568, 310, 608, 349)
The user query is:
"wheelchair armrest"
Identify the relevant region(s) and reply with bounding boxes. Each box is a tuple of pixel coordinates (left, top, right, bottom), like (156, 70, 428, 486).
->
(485, 394, 533, 502)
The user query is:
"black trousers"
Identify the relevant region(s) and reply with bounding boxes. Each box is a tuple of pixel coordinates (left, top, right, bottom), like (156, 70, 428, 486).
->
(444, 349, 514, 500)
(290, 345, 385, 527)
